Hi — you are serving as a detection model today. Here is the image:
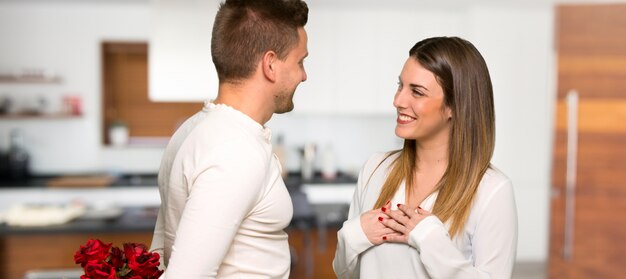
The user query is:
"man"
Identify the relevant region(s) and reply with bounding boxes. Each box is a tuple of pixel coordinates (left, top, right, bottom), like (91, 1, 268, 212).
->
(150, 0, 308, 278)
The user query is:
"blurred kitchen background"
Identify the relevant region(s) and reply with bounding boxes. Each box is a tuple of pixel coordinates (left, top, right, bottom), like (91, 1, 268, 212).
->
(1, 0, 625, 278)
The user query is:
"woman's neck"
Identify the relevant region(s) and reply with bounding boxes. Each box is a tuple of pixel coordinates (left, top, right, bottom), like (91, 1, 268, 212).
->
(415, 139, 448, 170)
(405, 139, 449, 207)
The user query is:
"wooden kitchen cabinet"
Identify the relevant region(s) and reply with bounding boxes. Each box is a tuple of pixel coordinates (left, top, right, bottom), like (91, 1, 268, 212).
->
(0, 206, 157, 279)
(102, 42, 203, 145)
(0, 232, 153, 279)
(0, 228, 339, 279)
(288, 227, 339, 279)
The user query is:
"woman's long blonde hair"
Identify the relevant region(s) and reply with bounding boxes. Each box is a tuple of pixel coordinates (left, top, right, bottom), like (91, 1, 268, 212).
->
(373, 37, 495, 237)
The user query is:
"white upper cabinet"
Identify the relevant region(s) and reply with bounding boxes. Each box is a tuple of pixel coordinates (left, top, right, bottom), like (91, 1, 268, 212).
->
(149, 0, 219, 102)
(148, 2, 463, 114)
(293, 6, 465, 115)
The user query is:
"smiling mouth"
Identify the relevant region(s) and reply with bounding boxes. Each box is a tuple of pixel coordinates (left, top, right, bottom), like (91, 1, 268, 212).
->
(397, 113, 416, 124)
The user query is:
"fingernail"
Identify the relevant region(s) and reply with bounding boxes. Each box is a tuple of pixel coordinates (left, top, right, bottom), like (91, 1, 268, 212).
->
(378, 217, 383, 221)
(382, 236, 387, 241)
(381, 207, 386, 212)
(397, 203, 401, 208)
(418, 206, 422, 210)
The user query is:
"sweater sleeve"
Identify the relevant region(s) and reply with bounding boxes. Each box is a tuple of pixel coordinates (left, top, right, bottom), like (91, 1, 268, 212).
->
(149, 205, 165, 268)
(408, 179, 518, 279)
(333, 161, 376, 279)
(163, 138, 266, 278)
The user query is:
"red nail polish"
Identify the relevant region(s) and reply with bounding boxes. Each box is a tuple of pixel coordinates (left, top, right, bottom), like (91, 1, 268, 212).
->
(382, 236, 387, 241)
(378, 217, 383, 221)
(397, 203, 401, 208)
(381, 207, 386, 212)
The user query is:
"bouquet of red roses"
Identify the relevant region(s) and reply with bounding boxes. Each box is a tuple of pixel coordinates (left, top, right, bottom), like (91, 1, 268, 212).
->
(74, 239, 163, 279)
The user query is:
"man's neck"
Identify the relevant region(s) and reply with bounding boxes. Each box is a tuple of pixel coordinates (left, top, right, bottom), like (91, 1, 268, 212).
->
(214, 81, 274, 125)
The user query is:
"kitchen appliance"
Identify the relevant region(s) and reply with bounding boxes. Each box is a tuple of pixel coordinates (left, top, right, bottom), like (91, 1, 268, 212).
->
(0, 128, 31, 182)
(299, 143, 316, 180)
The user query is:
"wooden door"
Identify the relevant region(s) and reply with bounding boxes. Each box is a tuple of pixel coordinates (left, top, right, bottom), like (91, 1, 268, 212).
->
(550, 4, 626, 278)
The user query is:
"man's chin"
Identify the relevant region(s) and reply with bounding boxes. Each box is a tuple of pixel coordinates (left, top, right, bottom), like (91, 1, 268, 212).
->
(275, 102, 294, 114)
(275, 106, 294, 114)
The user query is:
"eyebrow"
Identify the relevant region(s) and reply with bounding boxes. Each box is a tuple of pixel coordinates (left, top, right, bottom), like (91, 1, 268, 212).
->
(299, 52, 309, 61)
(398, 76, 430, 92)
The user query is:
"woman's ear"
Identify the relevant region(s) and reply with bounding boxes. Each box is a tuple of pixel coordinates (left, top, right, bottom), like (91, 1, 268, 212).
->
(445, 106, 453, 120)
(262, 51, 278, 82)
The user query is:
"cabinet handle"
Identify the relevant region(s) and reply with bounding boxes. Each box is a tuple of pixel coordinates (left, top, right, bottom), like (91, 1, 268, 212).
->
(563, 90, 579, 261)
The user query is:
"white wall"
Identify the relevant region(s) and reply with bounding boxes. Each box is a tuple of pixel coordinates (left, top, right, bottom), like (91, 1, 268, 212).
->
(0, 1, 160, 173)
(465, 2, 555, 262)
(0, 0, 555, 262)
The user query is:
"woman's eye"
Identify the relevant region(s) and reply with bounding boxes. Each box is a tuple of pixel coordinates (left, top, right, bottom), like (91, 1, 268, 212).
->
(412, 89, 424, 96)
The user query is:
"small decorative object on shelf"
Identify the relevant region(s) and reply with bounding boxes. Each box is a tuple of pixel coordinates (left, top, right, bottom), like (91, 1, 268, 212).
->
(74, 239, 163, 279)
(62, 95, 83, 116)
(108, 120, 130, 147)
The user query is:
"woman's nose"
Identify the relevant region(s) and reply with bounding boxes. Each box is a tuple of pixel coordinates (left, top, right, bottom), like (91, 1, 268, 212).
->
(393, 90, 405, 108)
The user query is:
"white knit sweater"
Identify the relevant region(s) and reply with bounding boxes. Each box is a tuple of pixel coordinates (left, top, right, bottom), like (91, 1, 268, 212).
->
(151, 102, 293, 278)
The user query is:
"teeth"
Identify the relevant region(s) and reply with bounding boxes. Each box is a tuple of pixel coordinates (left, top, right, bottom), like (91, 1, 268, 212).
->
(398, 114, 415, 121)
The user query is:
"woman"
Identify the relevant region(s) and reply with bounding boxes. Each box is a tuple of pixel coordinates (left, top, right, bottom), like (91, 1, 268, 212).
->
(333, 37, 517, 279)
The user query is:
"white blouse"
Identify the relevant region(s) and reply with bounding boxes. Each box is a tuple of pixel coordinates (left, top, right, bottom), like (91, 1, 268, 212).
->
(151, 102, 293, 279)
(333, 152, 518, 279)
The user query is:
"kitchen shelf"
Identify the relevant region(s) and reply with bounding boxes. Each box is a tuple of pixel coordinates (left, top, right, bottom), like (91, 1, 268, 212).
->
(0, 75, 62, 84)
(0, 112, 81, 120)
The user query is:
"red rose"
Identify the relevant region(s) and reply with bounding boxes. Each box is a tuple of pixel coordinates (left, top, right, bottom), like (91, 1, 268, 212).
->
(81, 261, 117, 279)
(124, 243, 163, 278)
(109, 246, 125, 269)
(74, 239, 112, 267)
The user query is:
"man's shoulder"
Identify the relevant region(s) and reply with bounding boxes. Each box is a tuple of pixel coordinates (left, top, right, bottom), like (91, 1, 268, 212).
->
(175, 111, 268, 162)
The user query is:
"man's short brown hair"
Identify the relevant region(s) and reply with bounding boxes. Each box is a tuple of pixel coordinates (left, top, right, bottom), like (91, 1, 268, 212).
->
(211, 0, 308, 83)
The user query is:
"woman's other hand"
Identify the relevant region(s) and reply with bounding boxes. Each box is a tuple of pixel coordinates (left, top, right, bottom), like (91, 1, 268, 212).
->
(380, 204, 431, 244)
(360, 202, 398, 245)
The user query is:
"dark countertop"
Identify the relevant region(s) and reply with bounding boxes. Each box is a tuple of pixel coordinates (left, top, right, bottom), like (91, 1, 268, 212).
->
(0, 173, 159, 188)
(0, 172, 356, 235)
(0, 207, 158, 235)
(0, 171, 357, 189)
(284, 171, 357, 190)
(0, 203, 344, 236)
(286, 172, 355, 229)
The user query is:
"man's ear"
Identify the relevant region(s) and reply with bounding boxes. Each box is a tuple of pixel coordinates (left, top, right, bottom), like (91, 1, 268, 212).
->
(262, 51, 278, 82)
